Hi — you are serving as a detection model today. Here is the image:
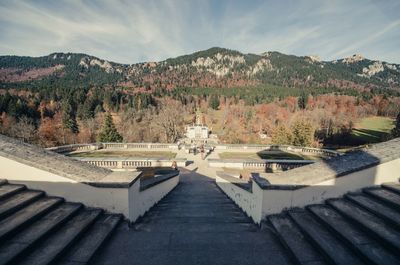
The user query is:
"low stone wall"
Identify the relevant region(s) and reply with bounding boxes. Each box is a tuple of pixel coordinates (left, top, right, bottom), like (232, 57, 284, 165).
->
(0, 134, 180, 222)
(209, 159, 314, 172)
(215, 144, 340, 157)
(216, 138, 400, 224)
(47, 142, 180, 153)
(75, 157, 188, 170)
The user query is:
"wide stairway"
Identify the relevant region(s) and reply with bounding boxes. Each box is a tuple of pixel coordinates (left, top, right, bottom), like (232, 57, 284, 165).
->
(267, 183, 400, 264)
(0, 179, 122, 265)
(92, 168, 293, 265)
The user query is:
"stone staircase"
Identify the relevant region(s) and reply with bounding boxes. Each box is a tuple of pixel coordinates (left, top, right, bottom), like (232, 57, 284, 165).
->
(267, 183, 400, 265)
(0, 180, 122, 265)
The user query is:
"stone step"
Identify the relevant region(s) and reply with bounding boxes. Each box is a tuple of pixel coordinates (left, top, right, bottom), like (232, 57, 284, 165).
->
(133, 222, 259, 233)
(18, 208, 103, 265)
(268, 213, 327, 265)
(59, 214, 122, 265)
(346, 193, 400, 229)
(308, 204, 400, 265)
(153, 203, 239, 210)
(151, 207, 243, 215)
(0, 202, 82, 265)
(0, 179, 8, 186)
(0, 190, 44, 219)
(157, 200, 234, 207)
(382, 182, 400, 195)
(0, 184, 26, 200)
(140, 216, 252, 224)
(0, 197, 63, 242)
(363, 187, 400, 211)
(288, 209, 364, 265)
(327, 199, 400, 253)
(144, 210, 247, 219)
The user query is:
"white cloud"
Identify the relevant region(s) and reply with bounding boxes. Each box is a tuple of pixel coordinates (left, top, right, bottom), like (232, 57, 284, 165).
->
(0, 0, 399, 63)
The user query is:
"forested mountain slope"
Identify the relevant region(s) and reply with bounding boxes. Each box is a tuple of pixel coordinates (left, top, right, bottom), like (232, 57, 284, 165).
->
(1, 47, 399, 91)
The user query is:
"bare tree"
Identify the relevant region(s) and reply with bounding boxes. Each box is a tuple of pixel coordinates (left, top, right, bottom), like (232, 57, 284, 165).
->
(9, 116, 36, 142)
(152, 100, 185, 143)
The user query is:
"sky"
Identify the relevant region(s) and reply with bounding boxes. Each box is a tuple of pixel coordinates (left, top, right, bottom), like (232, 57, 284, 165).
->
(0, 0, 399, 64)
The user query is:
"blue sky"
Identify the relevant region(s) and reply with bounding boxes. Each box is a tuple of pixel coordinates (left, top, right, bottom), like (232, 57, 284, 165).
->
(0, 0, 399, 64)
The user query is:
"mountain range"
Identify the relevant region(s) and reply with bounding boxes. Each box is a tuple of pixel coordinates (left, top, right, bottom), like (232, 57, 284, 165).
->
(1, 47, 399, 91)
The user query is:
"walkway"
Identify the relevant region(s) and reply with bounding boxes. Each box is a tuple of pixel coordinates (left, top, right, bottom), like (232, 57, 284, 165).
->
(92, 154, 292, 265)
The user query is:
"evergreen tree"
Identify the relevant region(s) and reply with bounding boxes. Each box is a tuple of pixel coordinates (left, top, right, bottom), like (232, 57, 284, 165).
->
(272, 124, 293, 145)
(298, 93, 307, 110)
(61, 98, 79, 134)
(291, 120, 314, 146)
(209, 95, 220, 110)
(392, 112, 400, 137)
(97, 112, 123, 142)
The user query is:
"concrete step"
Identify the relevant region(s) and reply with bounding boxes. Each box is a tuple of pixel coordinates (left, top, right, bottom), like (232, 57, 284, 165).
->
(157, 200, 234, 206)
(18, 208, 103, 265)
(151, 207, 244, 215)
(268, 213, 327, 265)
(160, 197, 233, 203)
(140, 215, 252, 224)
(133, 222, 259, 233)
(59, 214, 122, 265)
(144, 210, 247, 219)
(363, 187, 400, 211)
(288, 209, 364, 265)
(346, 193, 400, 229)
(327, 199, 400, 253)
(308, 204, 400, 265)
(0, 202, 82, 265)
(0, 197, 63, 242)
(153, 203, 240, 211)
(0, 184, 26, 200)
(0, 190, 44, 219)
(382, 182, 400, 195)
(0, 179, 8, 186)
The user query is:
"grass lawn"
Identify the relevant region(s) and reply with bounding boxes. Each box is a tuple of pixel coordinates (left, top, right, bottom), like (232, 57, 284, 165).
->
(218, 151, 316, 160)
(67, 151, 177, 159)
(350, 116, 395, 145)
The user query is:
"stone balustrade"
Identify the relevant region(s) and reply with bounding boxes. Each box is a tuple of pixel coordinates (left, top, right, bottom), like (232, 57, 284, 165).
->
(76, 157, 188, 170)
(208, 159, 314, 172)
(47, 142, 180, 153)
(215, 144, 340, 157)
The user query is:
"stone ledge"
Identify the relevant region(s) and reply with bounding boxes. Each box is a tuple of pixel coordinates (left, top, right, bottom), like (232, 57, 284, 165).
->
(216, 171, 252, 192)
(0, 134, 138, 187)
(255, 138, 400, 190)
(140, 171, 180, 191)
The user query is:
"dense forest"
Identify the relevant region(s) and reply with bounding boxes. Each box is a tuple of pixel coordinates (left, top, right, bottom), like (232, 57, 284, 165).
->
(1, 48, 399, 147)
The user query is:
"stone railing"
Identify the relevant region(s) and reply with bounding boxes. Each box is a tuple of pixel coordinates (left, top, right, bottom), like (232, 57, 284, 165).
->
(47, 143, 102, 153)
(0, 134, 180, 222)
(208, 159, 314, 172)
(76, 157, 188, 170)
(216, 138, 400, 224)
(47, 142, 180, 153)
(215, 144, 340, 157)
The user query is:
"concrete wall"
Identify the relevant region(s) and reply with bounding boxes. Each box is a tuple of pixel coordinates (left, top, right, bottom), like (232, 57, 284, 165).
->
(0, 155, 129, 217)
(261, 158, 400, 217)
(216, 157, 400, 224)
(129, 175, 179, 221)
(0, 155, 179, 222)
(216, 175, 263, 224)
